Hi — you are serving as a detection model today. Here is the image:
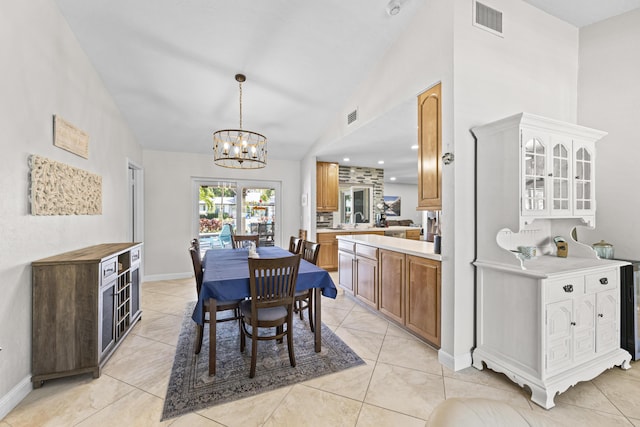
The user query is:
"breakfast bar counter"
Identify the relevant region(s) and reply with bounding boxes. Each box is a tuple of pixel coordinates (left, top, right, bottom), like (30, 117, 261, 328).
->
(336, 234, 442, 347)
(336, 233, 441, 261)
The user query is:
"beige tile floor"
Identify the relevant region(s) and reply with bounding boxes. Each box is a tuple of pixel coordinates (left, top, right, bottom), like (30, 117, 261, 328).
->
(3, 274, 640, 426)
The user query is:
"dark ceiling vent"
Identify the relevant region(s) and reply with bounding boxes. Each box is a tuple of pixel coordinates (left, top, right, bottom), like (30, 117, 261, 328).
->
(347, 109, 358, 125)
(474, 1, 503, 36)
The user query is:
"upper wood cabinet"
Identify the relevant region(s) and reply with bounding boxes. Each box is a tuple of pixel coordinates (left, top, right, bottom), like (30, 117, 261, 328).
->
(316, 162, 339, 212)
(417, 82, 442, 210)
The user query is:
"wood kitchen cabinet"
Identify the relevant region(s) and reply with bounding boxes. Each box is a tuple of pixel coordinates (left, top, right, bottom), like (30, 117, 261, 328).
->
(318, 232, 344, 271)
(317, 230, 384, 271)
(337, 241, 378, 308)
(338, 240, 355, 293)
(405, 229, 421, 240)
(417, 82, 442, 210)
(316, 161, 339, 212)
(379, 249, 405, 324)
(406, 255, 441, 346)
(31, 243, 142, 387)
(355, 244, 378, 309)
(337, 235, 442, 347)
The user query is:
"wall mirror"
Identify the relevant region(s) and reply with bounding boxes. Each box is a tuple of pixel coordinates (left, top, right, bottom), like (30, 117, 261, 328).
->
(339, 185, 373, 224)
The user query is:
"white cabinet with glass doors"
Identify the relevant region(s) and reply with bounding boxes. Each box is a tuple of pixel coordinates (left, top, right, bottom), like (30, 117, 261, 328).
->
(521, 127, 596, 225)
(472, 113, 631, 410)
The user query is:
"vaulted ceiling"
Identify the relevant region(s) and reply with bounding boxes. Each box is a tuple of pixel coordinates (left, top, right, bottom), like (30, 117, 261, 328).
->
(55, 0, 640, 184)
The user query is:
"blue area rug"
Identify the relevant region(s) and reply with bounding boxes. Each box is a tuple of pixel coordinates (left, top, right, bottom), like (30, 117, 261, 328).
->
(162, 302, 364, 420)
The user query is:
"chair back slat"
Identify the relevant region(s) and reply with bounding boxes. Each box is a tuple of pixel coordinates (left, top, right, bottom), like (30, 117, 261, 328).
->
(189, 246, 204, 295)
(248, 255, 301, 309)
(300, 240, 321, 265)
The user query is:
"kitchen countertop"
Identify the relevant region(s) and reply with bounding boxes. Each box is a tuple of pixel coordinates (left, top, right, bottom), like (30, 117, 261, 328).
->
(337, 234, 441, 261)
(316, 225, 421, 234)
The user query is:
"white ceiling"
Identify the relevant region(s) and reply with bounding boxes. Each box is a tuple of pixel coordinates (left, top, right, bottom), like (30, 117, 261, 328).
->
(522, 0, 640, 27)
(54, 0, 640, 184)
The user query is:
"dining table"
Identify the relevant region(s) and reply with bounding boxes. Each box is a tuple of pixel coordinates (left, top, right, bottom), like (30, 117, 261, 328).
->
(192, 245, 337, 375)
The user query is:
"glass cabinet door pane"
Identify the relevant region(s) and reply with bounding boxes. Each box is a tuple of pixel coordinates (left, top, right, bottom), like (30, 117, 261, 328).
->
(551, 143, 570, 213)
(523, 138, 546, 212)
(574, 146, 594, 213)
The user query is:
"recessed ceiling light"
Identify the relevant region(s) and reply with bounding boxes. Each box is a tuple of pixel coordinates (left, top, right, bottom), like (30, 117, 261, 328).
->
(343, 157, 350, 162)
(377, 160, 384, 165)
(390, 177, 397, 181)
(411, 145, 418, 150)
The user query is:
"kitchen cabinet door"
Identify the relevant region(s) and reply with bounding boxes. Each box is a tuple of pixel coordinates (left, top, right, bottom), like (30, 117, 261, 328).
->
(417, 83, 442, 210)
(379, 249, 405, 324)
(355, 255, 378, 309)
(316, 162, 338, 212)
(317, 232, 341, 271)
(406, 255, 440, 346)
(338, 250, 354, 294)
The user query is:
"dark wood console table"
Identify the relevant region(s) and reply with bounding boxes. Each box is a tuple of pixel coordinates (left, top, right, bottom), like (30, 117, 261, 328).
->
(31, 243, 142, 388)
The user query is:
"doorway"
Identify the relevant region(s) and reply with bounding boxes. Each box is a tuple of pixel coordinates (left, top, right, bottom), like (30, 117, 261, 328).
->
(127, 160, 143, 243)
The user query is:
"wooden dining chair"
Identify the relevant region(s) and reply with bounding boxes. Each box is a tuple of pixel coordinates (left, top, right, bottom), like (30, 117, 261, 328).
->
(232, 234, 260, 249)
(191, 238, 201, 258)
(294, 240, 321, 332)
(189, 247, 242, 373)
(240, 254, 301, 378)
(288, 236, 302, 254)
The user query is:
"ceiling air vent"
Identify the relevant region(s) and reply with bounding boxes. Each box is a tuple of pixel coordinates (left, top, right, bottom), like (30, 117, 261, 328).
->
(473, 1, 503, 37)
(347, 109, 358, 125)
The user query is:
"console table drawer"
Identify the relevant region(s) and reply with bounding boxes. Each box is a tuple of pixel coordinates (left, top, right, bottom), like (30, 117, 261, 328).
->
(101, 257, 118, 282)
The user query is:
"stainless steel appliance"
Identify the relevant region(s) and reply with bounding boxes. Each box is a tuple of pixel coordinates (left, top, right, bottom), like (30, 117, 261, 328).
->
(620, 260, 640, 360)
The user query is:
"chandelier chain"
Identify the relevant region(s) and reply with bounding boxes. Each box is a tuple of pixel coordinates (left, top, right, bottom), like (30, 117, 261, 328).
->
(238, 80, 243, 130)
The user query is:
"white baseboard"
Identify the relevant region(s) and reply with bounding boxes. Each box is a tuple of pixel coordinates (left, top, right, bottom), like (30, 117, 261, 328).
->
(143, 272, 192, 282)
(0, 376, 32, 420)
(438, 349, 472, 372)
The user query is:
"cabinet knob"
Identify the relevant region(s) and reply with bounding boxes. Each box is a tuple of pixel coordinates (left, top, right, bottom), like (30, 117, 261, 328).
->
(548, 173, 553, 177)
(563, 284, 573, 293)
(570, 321, 576, 326)
(598, 313, 604, 318)
(599, 278, 608, 285)
(575, 176, 580, 179)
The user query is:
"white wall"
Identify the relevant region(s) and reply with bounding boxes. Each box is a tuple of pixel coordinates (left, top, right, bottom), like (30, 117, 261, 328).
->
(383, 183, 420, 225)
(577, 9, 640, 259)
(302, 0, 455, 237)
(142, 150, 301, 279)
(303, 0, 580, 370)
(445, 0, 579, 369)
(0, 0, 142, 416)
